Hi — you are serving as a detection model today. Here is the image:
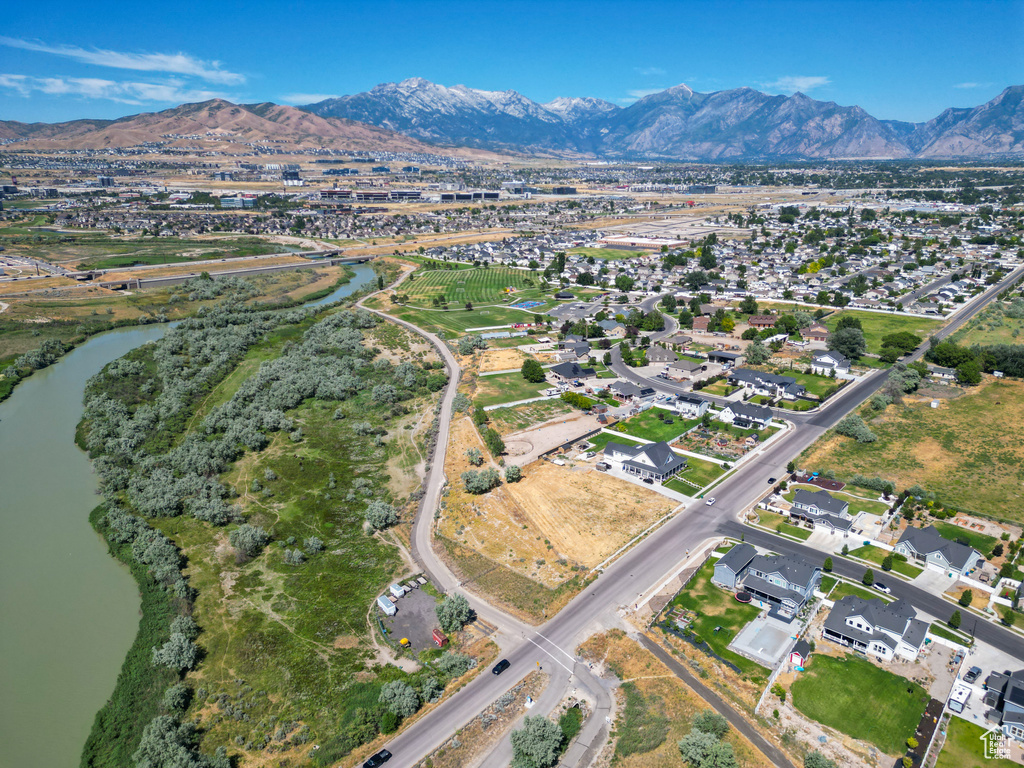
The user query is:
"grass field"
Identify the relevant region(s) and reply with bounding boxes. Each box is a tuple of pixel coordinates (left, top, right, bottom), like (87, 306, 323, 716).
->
(676, 456, 727, 488)
(384, 303, 543, 336)
(819, 575, 839, 594)
(825, 310, 943, 355)
(829, 580, 894, 603)
(791, 654, 929, 755)
(757, 511, 814, 540)
(849, 545, 924, 578)
(611, 410, 700, 443)
(568, 247, 643, 261)
(785, 371, 842, 398)
(932, 521, 999, 555)
(665, 560, 768, 681)
(701, 381, 739, 396)
(587, 432, 644, 452)
(929, 623, 972, 646)
(471, 372, 550, 407)
(782, 484, 890, 516)
(487, 399, 575, 434)
(936, 716, 1017, 768)
(801, 378, 1024, 525)
(400, 267, 543, 307)
(951, 302, 1024, 347)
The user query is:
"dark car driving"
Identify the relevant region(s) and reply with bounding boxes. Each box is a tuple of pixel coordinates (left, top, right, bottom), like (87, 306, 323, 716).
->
(363, 748, 392, 768)
(492, 658, 511, 675)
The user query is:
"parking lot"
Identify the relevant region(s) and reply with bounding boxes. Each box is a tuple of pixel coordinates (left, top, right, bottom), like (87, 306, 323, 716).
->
(380, 586, 443, 653)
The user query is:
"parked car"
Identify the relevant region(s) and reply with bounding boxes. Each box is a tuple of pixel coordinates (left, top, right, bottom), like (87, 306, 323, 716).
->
(964, 666, 983, 684)
(642, 478, 654, 484)
(584, 451, 597, 458)
(873, 582, 891, 594)
(595, 462, 610, 472)
(363, 748, 393, 768)
(705, 497, 717, 506)
(492, 659, 511, 675)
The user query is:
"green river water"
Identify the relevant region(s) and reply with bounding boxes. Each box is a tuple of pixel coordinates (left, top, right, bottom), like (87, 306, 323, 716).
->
(0, 266, 374, 767)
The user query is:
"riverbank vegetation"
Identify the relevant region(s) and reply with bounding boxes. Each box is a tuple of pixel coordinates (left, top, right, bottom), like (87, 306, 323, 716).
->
(77, 273, 485, 766)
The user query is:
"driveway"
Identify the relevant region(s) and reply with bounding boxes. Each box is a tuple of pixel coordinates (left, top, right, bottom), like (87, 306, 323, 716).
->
(913, 567, 961, 595)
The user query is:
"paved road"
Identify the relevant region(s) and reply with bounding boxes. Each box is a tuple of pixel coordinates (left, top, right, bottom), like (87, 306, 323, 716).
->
(360, 262, 1024, 768)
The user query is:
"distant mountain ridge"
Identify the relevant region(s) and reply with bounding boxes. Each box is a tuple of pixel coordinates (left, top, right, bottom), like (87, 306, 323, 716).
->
(305, 79, 1024, 160)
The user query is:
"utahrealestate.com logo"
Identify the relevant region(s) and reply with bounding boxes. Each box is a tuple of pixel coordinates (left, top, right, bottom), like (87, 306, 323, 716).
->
(980, 725, 1012, 760)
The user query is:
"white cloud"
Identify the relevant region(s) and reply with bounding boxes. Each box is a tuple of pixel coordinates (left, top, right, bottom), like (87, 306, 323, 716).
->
(618, 87, 665, 104)
(763, 75, 831, 94)
(0, 37, 245, 85)
(953, 81, 991, 89)
(634, 66, 666, 77)
(280, 93, 337, 105)
(0, 74, 230, 105)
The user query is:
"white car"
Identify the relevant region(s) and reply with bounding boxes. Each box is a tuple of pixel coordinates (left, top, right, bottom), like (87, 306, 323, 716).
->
(705, 497, 717, 506)
(873, 582, 891, 594)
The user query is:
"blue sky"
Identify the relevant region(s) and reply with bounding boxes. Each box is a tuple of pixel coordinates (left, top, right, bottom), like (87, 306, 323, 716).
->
(1, 0, 1021, 124)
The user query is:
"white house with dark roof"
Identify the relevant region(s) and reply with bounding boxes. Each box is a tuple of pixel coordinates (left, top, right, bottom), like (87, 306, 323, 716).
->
(893, 525, 984, 576)
(822, 596, 928, 661)
(719, 402, 773, 429)
(788, 488, 854, 534)
(727, 368, 806, 399)
(675, 393, 710, 419)
(810, 350, 850, 376)
(984, 670, 1024, 742)
(603, 441, 687, 482)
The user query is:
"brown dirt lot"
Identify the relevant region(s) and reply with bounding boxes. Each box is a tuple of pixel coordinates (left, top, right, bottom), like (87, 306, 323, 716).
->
(439, 418, 674, 587)
(579, 630, 776, 768)
(475, 347, 532, 373)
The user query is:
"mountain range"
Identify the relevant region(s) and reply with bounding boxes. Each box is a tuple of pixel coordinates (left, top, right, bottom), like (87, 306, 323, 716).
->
(2, 80, 1021, 161)
(305, 79, 1024, 160)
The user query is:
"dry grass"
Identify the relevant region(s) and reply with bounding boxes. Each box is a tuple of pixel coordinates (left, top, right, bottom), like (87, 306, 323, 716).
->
(439, 418, 675, 588)
(579, 631, 776, 768)
(476, 347, 531, 373)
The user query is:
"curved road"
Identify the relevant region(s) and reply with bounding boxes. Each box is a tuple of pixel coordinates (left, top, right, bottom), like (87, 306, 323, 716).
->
(354, 263, 1024, 768)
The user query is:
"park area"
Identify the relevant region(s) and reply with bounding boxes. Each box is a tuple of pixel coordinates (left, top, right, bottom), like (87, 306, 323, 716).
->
(791, 654, 929, 755)
(397, 266, 543, 307)
(660, 558, 767, 681)
(825, 310, 943, 355)
(800, 378, 1024, 525)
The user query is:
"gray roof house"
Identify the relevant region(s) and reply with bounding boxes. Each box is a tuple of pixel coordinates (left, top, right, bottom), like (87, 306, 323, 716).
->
(603, 441, 687, 482)
(712, 545, 820, 619)
(984, 670, 1024, 742)
(822, 596, 928, 661)
(713, 543, 757, 590)
(719, 402, 773, 428)
(647, 345, 678, 364)
(811, 350, 850, 375)
(609, 380, 656, 402)
(894, 525, 984, 576)
(549, 362, 596, 382)
(789, 488, 854, 534)
(728, 368, 806, 399)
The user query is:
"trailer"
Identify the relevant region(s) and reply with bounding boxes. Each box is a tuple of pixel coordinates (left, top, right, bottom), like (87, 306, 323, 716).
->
(377, 595, 397, 616)
(432, 628, 449, 648)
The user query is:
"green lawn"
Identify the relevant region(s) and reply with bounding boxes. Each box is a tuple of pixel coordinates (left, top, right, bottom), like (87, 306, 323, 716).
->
(825, 310, 943, 355)
(588, 432, 644, 452)
(611, 410, 699, 443)
(829, 580, 894, 603)
(928, 623, 972, 647)
(664, 458, 726, 494)
(568, 247, 642, 261)
(757, 511, 814, 540)
(701, 381, 739, 397)
(401, 266, 543, 307)
(386, 304, 545, 336)
(819, 575, 839, 594)
(849, 546, 924, 578)
(782, 484, 890, 516)
(665, 560, 768, 681)
(936, 716, 1018, 768)
(932, 522, 999, 555)
(791, 654, 929, 755)
(785, 371, 842, 398)
(777, 398, 816, 411)
(473, 372, 550, 407)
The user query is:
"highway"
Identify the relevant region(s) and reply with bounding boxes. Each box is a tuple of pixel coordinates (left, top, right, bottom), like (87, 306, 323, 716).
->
(354, 263, 1024, 768)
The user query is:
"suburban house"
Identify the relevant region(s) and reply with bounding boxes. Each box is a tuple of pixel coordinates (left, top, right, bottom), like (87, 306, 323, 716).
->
(747, 314, 777, 329)
(893, 525, 984, 576)
(647, 345, 679, 364)
(692, 317, 710, 332)
(810, 350, 850, 376)
(983, 670, 1024, 742)
(728, 368, 806, 399)
(788, 488, 854, 534)
(596, 319, 626, 337)
(707, 350, 744, 367)
(555, 341, 592, 362)
(929, 366, 957, 381)
(603, 441, 687, 482)
(663, 334, 693, 348)
(609, 380, 656, 403)
(713, 544, 821, 619)
(803, 323, 829, 342)
(821, 596, 928, 661)
(549, 362, 596, 383)
(718, 402, 773, 429)
(667, 359, 703, 380)
(675, 393, 710, 419)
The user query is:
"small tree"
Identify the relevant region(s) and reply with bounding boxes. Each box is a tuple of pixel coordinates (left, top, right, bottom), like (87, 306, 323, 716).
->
(949, 609, 962, 629)
(229, 524, 270, 558)
(482, 427, 505, 457)
(804, 751, 837, 768)
(462, 468, 501, 494)
(841, 544, 849, 556)
(786, 460, 795, 474)
(152, 633, 199, 671)
(365, 500, 398, 530)
(692, 710, 729, 739)
(162, 682, 192, 714)
(862, 568, 874, 587)
(379, 680, 419, 718)
(466, 447, 484, 466)
(1002, 607, 1018, 627)
(959, 589, 973, 607)
(435, 593, 473, 633)
(907, 736, 919, 750)
(505, 465, 522, 483)
(823, 557, 833, 573)
(510, 715, 563, 768)
(882, 554, 894, 572)
(521, 358, 546, 383)
(745, 337, 771, 365)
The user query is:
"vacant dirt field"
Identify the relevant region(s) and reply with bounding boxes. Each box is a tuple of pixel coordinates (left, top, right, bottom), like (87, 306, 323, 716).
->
(800, 378, 1024, 524)
(476, 347, 531, 373)
(439, 418, 674, 587)
(502, 408, 604, 465)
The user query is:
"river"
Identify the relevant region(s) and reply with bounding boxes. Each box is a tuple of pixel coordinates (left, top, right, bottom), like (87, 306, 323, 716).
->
(0, 266, 374, 768)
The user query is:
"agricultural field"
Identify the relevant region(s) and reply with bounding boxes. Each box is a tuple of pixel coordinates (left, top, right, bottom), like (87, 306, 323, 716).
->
(577, 631, 775, 768)
(661, 559, 767, 681)
(824, 310, 943, 355)
(397, 266, 544, 307)
(800, 378, 1024, 524)
(380, 302, 543, 336)
(791, 654, 930, 756)
(436, 419, 674, 621)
